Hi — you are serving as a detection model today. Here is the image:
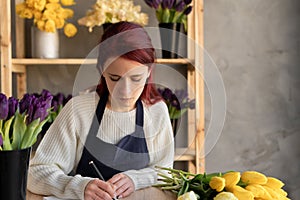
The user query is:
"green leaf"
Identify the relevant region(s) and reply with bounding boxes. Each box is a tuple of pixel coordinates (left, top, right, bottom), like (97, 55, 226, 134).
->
(162, 9, 171, 23)
(21, 116, 49, 148)
(3, 116, 14, 150)
(20, 118, 40, 149)
(11, 112, 27, 149)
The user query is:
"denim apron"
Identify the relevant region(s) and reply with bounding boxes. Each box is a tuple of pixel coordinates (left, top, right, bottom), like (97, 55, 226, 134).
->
(76, 92, 150, 180)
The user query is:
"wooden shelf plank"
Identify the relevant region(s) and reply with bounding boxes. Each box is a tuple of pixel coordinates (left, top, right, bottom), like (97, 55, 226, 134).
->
(12, 58, 193, 66)
(174, 148, 195, 161)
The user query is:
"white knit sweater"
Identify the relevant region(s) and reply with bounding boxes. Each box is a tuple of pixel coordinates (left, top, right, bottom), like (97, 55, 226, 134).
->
(27, 92, 174, 200)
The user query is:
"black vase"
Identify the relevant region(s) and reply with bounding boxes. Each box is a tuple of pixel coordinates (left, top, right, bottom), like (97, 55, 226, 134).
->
(0, 147, 32, 200)
(159, 23, 187, 58)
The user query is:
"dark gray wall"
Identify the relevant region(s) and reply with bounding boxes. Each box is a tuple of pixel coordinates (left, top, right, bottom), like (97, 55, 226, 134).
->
(204, 0, 300, 198)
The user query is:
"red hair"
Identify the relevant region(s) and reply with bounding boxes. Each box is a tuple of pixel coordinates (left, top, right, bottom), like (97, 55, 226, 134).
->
(96, 22, 162, 105)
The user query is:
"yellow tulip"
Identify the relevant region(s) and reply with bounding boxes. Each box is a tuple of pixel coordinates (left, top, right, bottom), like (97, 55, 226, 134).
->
(264, 177, 284, 189)
(64, 23, 77, 37)
(263, 185, 281, 199)
(241, 171, 267, 185)
(231, 185, 254, 200)
(222, 172, 241, 189)
(213, 192, 238, 200)
(209, 176, 226, 192)
(177, 191, 197, 200)
(245, 184, 265, 197)
(61, 0, 76, 6)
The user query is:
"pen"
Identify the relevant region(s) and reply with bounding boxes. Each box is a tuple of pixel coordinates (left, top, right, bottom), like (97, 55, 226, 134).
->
(89, 161, 118, 200)
(89, 161, 105, 181)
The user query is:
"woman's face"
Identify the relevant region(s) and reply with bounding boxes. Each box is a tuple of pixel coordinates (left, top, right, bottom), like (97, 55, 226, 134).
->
(103, 57, 149, 112)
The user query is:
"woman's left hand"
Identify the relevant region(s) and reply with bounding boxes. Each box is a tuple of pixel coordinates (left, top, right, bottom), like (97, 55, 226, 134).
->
(107, 173, 135, 199)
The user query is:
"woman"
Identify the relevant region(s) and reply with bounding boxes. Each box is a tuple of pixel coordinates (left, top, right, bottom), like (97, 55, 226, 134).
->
(28, 22, 174, 200)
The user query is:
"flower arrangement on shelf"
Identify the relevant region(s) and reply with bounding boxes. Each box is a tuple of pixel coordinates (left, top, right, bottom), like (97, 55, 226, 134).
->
(77, 0, 148, 32)
(144, 0, 193, 30)
(15, 0, 78, 37)
(0, 90, 72, 151)
(155, 166, 290, 200)
(158, 87, 195, 120)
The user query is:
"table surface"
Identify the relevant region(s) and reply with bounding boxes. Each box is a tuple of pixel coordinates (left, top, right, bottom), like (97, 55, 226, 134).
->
(27, 187, 177, 200)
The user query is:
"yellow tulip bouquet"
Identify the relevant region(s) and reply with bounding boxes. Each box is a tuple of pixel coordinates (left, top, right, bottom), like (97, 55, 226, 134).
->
(16, 0, 77, 37)
(155, 166, 290, 200)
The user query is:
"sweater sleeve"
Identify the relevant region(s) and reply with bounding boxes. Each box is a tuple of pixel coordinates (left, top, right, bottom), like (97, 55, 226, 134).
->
(123, 101, 174, 190)
(27, 97, 95, 200)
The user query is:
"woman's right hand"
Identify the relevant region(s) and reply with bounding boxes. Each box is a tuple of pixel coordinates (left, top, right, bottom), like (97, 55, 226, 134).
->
(84, 179, 116, 200)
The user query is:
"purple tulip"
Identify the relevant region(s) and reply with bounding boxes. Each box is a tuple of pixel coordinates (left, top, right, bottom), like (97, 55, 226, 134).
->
(183, 0, 192, 5)
(55, 93, 65, 105)
(0, 93, 8, 120)
(19, 94, 34, 114)
(7, 97, 18, 119)
(175, 0, 185, 12)
(162, 0, 175, 9)
(162, 88, 173, 101)
(144, 0, 162, 9)
(32, 103, 48, 122)
(183, 6, 192, 15)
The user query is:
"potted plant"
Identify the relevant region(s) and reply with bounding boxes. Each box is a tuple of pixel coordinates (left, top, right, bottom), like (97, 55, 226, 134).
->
(0, 90, 53, 200)
(144, 0, 193, 58)
(77, 0, 149, 32)
(158, 87, 195, 136)
(15, 0, 78, 58)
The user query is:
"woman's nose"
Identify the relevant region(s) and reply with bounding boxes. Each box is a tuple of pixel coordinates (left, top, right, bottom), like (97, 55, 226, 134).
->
(117, 79, 133, 96)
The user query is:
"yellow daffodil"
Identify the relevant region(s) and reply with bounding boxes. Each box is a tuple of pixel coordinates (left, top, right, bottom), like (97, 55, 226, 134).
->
(209, 176, 225, 192)
(33, 0, 46, 11)
(44, 19, 56, 32)
(241, 171, 267, 185)
(16, 0, 77, 37)
(63, 8, 74, 19)
(36, 20, 45, 31)
(61, 0, 76, 6)
(48, 0, 59, 3)
(222, 172, 241, 189)
(64, 23, 77, 38)
(213, 192, 238, 200)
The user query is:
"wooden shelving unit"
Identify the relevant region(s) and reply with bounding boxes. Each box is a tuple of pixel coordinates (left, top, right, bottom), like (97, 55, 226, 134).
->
(1, 0, 204, 173)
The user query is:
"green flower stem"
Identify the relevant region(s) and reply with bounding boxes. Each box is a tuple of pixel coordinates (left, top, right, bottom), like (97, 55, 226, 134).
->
(155, 166, 197, 177)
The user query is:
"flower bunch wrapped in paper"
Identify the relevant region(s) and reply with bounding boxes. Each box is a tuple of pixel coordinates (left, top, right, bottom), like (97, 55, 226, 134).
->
(78, 0, 148, 32)
(154, 166, 290, 200)
(0, 90, 53, 150)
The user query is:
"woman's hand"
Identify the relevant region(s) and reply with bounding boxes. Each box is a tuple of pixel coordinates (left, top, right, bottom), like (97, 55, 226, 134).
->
(108, 173, 135, 199)
(84, 179, 116, 200)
